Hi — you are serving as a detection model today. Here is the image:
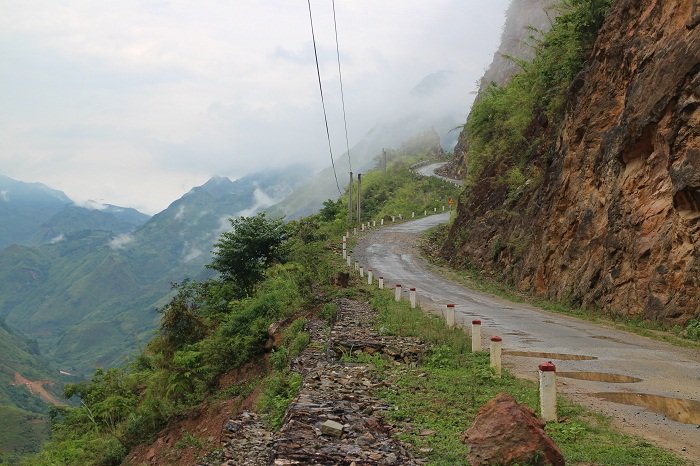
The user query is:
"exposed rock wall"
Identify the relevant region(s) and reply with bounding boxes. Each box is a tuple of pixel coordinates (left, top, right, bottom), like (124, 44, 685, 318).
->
(445, 0, 700, 323)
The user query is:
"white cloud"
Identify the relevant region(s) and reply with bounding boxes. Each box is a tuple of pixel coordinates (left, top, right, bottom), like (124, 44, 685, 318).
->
(235, 187, 277, 218)
(49, 233, 65, 244)
(183, 247, 203, 263)
(0, 191, 8, 202)
(76, 199, 108, 210)
(0, 0, 510, 214)
(109, 233, 134, 250)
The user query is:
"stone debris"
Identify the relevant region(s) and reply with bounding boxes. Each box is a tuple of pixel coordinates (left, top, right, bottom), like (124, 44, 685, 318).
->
(210, 298, 424, 465)
(320, 420, 344, 437)
(219, 411, 274, 465)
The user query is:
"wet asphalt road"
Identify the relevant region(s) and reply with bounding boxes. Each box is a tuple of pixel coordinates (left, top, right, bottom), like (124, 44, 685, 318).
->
(414, 162, 463, 186)
(352, 211, 700, 462)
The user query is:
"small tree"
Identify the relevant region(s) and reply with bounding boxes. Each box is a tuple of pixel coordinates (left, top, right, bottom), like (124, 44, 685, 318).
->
(208, 213, 288, 296)
(319, 198, 342, 221)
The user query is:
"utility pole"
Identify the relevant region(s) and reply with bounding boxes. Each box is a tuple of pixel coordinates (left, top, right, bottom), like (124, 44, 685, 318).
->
(383, 149, 387, 174)
(348, 171, 353, 225)
(357, 173, 362, 226)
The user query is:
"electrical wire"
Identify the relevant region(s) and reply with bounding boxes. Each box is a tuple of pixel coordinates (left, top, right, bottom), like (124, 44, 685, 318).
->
(331, 0, 351, 173)
(306, 0, 342, 195)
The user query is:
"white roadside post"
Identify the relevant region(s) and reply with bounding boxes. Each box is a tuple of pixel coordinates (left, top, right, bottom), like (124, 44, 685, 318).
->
(538, 362, 557, 422)
(424, 209, 427, 216)
(446, 304, 456, 328)
(412, 212, 415, 218)
(409, 288, 417, 309)
(442, 205, 445, 211)
(434, 207, 437, 212)
(391, 216, 395, 223)
(373, 220, 376, 227)
(378, 277, 384, 289)
(359, 266, 364, 278)
(354, 227, 358, 235)
(394, 284, 402, 302)
(471, 320, 482, 352)
(361, 223, 365, 231)
(346, 254, 352, 267)
(367, 269, 373, 285)
(380, 218, 384, 226)
(490, 336, 503, 377)
(354, 261, 359, 271)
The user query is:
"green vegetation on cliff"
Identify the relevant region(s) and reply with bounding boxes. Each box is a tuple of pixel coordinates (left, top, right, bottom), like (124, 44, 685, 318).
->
(463, 0, 611, 187)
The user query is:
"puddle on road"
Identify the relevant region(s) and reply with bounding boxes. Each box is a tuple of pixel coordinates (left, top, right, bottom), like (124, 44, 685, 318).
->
(503, 350, 597, 361)
(558, 371, 642, 383)
(593, 392, 700, 424)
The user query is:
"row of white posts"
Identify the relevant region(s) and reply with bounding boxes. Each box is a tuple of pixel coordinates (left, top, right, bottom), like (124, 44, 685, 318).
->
(342, 232, 557, 423)
(344, 205, 450, 236)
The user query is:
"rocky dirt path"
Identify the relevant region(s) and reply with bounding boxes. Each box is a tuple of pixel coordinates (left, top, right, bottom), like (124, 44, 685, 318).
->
(214, 299, 425, 466)
(353, 214, 700, 463)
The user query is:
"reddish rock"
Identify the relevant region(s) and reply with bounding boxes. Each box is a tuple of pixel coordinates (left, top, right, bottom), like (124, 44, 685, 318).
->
(462, 393, 564, 466)
(332, 271, 350, 288)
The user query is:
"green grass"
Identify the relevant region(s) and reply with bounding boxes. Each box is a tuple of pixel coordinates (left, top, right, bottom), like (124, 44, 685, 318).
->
(354, 278, 687, 466)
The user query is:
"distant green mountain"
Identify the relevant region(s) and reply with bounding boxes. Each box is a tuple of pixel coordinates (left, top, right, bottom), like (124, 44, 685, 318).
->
(269, 125, 449, 219)
(0, 174, 71, 249)
(30, 204, 150, 245)
(0, 174, 150, 250)
(0, 167, 310, 376)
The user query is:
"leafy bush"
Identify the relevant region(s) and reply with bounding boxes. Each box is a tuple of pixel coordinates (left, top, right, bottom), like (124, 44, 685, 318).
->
(256, 371, 303, 429)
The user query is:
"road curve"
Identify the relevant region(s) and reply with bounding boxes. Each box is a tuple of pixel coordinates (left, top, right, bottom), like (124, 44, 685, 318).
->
(353, 213, 700, 462)
(414, 162, 463, 186)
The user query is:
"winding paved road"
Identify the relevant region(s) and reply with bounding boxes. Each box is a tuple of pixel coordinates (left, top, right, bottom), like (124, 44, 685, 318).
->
(353, 165, 700, 462)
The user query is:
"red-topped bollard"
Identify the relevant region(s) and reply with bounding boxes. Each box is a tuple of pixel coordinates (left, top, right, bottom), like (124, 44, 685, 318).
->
(446, 304, 456, 328)
(538, 361, 557, 422)
(471, 320, 482, 352)
(394, 284, 402, 302)
(409, 288, 417, 309)
(490, 336, 502, 377)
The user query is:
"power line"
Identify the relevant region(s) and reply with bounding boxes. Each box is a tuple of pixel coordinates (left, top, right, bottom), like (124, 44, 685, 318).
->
(306, 0, 342, 195)
(331, 0, 352, 173)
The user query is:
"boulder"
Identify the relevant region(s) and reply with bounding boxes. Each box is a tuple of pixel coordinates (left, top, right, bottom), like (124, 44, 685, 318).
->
(462, 392, 564, 466)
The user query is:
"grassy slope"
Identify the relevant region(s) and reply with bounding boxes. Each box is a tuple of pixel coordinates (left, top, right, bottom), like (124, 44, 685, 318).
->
(346, 278, 686, 465)
(0, 323, 62, 462)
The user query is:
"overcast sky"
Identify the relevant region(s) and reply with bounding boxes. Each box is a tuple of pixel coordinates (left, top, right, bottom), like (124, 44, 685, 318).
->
(1, 0, 510, 214)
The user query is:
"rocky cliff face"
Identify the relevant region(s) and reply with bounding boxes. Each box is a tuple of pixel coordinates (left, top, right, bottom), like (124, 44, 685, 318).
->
(444, 0, 700, 323)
